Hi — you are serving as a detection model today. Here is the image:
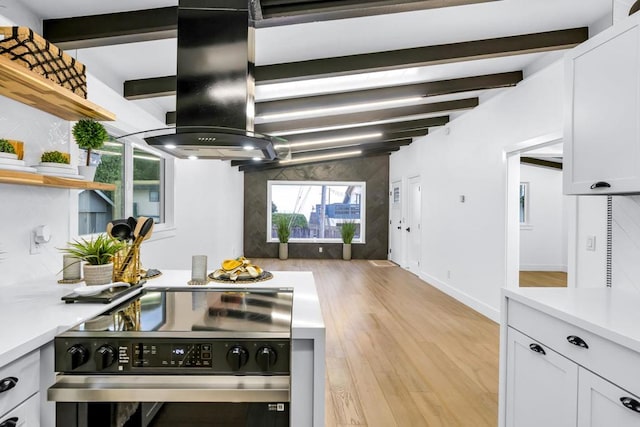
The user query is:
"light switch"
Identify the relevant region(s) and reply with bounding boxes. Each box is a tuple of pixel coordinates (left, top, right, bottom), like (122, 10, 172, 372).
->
(586, 235, 596, 251)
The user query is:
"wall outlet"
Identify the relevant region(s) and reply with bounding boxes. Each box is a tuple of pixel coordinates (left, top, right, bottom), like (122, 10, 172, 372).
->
(29, 232, 40, 255)
(318, 247, 323, 253)
(586, 235, 596, 251)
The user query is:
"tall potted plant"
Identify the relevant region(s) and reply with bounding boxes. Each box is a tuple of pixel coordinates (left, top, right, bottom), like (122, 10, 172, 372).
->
(60, 234, 125, 285)
(72, 119, 108, 181)
(340, 221, 357, 260)
(275, 215, 290, 260)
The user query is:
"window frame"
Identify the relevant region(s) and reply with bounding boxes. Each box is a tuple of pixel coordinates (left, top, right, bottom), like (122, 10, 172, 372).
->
(76, 124, 175, 240)
(266, 180, 366, 244)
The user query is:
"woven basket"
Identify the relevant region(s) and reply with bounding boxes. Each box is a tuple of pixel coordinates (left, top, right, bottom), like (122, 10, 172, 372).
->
(0, 27, 87, 98)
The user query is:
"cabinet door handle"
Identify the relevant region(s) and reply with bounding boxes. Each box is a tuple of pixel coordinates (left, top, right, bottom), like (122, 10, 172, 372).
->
(620, 397, 640, 413)
(529, 343, 546, 355)
(590, 181, 611, 189)
(0, 377, 18, 394)
(566, 335, 589, 349)
(405, 227, 410, 232)
(0, 417, 18, 427)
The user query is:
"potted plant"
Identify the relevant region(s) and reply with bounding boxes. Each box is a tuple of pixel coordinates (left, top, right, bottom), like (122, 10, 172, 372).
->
(40, 150, 70, 165)
(72, 119, 108, 181)
(340, 221, 357, 260)
(275, 214, 290, 260)
(59, 234, 125, 285)
(0, 138, 17, 159)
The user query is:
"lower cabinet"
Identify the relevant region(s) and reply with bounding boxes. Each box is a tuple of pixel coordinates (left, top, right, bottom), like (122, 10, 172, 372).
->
(505, 328, 577, 427)
(578, 368, 640, 427)
(501, 292, 640, 427)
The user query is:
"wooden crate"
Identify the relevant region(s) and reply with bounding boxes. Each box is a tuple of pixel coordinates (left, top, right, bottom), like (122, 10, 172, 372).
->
(0, 27, 87, 98)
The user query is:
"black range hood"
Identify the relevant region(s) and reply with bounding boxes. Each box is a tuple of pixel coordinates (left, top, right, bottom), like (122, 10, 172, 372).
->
(142, 0, 282, 161)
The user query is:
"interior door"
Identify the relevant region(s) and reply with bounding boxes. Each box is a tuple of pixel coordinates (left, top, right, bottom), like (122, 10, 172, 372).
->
(406, 176, 421, 274)
(389, 180, 403, 264)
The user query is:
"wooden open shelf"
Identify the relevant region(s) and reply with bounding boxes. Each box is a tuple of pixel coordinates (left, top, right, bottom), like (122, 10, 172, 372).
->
(0, 169, 115, 190)
(0, 55, 115, 121)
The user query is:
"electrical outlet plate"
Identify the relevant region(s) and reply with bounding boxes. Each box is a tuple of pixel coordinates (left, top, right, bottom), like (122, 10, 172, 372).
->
(30, 232, 40, 255)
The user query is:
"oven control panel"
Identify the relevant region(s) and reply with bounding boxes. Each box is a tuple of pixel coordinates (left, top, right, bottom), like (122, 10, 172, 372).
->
(55, 338, 290, 375)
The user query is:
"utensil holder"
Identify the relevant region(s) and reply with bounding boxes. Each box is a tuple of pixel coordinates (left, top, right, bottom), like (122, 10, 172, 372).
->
(113, 243, 140, 284)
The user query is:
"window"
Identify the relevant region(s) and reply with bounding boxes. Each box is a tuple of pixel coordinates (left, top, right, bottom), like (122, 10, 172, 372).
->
(267, 181, 366, 243)
(78, 132, 168, 235)
(519, 182, 529, 224)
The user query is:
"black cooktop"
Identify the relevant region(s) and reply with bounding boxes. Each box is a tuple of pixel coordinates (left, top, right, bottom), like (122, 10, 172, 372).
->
(66, 287, 294, 338)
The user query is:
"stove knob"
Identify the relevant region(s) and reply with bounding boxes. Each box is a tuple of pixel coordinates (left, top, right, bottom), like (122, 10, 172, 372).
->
(66, 344, 89, 370)
(255, 346, 278, 371)
(96, 345, 116, 371)
(226, 345, 249, 370)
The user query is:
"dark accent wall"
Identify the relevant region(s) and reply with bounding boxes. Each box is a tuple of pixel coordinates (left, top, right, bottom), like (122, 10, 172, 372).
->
(243, 155, 389, 259)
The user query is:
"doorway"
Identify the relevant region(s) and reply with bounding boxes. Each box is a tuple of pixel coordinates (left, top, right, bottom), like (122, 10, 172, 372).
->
(504, 132, 576, 289)
(389, 180, 403, 265)
(406, 176, 421, 274)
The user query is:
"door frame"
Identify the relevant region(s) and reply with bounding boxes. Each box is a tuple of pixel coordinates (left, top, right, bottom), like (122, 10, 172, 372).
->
(406, 175, 421, 274)
(504, 131, 577, 289)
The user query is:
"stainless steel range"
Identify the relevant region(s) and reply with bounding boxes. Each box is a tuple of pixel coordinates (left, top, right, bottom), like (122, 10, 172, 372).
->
(48, 287, 293, 427)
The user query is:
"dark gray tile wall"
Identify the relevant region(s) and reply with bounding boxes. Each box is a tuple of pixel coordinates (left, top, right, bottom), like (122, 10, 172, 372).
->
(243, 155, 389, 259)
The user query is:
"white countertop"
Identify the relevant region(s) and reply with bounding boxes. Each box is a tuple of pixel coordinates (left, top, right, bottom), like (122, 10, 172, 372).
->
(0, 270, 325, 367)
(503, 287, 640, 354)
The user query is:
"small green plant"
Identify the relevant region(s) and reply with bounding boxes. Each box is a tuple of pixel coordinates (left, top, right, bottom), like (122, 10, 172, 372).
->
(275, 215, 291, 243)
(59, 234, 126, 265)
(41, 150, 70, 164)
(340, 221, 357, 244)
(0, 139, 16, 154)
(72, 119, 108, 166)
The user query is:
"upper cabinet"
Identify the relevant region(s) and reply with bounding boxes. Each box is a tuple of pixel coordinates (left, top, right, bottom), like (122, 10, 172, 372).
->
(0, 54, 115, 121)
(564, 14, 640, 195)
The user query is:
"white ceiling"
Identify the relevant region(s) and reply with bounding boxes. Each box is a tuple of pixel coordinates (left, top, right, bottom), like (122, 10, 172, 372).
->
(3, 0, 614, 164)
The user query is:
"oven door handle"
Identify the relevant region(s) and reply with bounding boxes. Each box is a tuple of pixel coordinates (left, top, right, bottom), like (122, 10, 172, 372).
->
(47, 375, 290, 403)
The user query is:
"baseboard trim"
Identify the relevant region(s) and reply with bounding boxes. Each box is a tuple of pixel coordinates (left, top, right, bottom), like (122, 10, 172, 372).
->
(419, 272, 500, 323)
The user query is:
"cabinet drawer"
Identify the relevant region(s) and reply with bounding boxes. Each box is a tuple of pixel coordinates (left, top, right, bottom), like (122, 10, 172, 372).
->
(0, 392, 40, 427)
(0, 350, 39, 417)
(508, 299, 640, 397)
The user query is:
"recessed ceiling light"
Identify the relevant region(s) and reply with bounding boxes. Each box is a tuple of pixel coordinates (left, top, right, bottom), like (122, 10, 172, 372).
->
(279, 150, 362, 164)
(275, 132, 382, 149)
(258, 96, 424, 122)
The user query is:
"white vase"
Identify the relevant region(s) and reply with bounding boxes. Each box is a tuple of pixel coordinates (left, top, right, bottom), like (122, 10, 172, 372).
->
(78, 165, 97, 181)
(83, 263, 114, 286)
(279, 243, 288, 260)
(343, 243, 352, 261)
(0, 152, 17, 160)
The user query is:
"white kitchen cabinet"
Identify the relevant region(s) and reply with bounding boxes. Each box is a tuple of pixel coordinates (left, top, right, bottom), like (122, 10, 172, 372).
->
(0, 350, 40, 426)
(578, 368, 640, 427)
(500, 288, 640, 427)
(505, 328, 578, 427)
(564, 13, 640, 195)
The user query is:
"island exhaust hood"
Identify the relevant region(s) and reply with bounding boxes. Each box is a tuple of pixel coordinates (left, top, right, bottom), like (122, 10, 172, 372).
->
(140, 0, 282, 161)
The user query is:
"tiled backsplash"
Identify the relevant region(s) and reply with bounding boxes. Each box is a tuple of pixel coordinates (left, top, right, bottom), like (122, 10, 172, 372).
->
(612, 195, 640, 293)
(0, 97, 74, 286)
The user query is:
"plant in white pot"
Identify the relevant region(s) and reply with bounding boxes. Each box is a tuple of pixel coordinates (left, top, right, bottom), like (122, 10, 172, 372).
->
(275, 214, 290, 260)
(72, 119, 108, 181)
(0, 139, 17, 160)
(60, 234, 125, 285)
(340, 221, 357, 261)
(40, 150, 71, 166)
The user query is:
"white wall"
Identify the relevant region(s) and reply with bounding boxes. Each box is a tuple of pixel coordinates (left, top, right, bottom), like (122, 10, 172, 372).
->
(519, 163, 568, 271)
(390, 60, 568, 321)
(142, 160, 244, 270)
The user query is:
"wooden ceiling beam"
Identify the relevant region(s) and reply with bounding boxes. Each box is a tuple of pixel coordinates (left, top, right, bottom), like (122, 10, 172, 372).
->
(255, 98, 476, 135)
(521, 157, 563, 170)
(256, 27, 588, 83)
(43, 7, 178, 50)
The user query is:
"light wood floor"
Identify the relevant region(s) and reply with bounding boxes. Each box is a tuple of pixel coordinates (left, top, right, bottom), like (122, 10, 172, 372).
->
(253, 259, 500, 427)
(519, 271, 567, 287)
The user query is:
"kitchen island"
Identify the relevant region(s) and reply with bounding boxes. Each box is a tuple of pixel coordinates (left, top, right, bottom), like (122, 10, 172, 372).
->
(0, 270, 325, 427)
